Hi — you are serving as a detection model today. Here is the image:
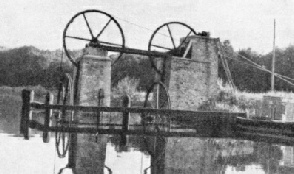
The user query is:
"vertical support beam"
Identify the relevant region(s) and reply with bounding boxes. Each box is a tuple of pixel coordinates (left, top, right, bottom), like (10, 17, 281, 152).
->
(271, 19, 276, 92)
(43, 92, 53, 143)
(122, 95, 130, 132)
(31, 90, 35, 103)
(151, 135, 166, 174)
(67, 61, 81, 168)
(121, 95, 130, 146)
(21, 89, 32, 140)
(97, 89, 105, 127)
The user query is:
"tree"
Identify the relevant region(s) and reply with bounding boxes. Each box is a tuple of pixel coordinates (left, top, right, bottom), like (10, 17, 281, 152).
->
(112, 76, 140, 97)
(111, 54, 155, 90)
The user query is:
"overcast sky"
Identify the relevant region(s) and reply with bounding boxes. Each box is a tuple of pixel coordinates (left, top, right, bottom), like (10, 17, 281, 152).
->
(0, 0, 293, 54)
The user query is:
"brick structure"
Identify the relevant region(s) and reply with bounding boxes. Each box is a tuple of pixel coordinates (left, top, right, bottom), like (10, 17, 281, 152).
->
(73, 47, 111, 174)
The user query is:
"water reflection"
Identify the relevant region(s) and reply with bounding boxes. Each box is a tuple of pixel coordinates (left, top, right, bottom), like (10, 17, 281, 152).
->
(2, 131, 294, 173)
(109, 135, 294, 174)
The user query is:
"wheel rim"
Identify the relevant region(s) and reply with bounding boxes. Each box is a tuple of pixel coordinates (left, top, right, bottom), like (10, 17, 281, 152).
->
(142, 81, 171, 132)
(148, 22, 197, 76)
(55, 76, 72, 158)
(63, 9, 125, 67)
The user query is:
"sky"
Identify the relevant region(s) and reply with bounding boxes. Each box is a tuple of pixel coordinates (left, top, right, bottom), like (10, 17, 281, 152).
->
(0, 0, 294, 54)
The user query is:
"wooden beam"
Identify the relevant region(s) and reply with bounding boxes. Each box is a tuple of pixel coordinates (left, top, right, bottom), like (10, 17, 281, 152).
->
(28, 120, 294, 146)
(21, 90, 32, 140)
(30, 103, 246, 118)
(28, 120, 233, 138)
(95, 44, 169, 58)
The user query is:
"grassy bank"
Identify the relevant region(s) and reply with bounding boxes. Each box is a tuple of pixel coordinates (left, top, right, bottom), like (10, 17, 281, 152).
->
(199, 80, 294, 118)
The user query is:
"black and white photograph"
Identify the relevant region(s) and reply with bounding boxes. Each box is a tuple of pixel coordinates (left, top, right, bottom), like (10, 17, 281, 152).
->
(0, 0, 294, 173)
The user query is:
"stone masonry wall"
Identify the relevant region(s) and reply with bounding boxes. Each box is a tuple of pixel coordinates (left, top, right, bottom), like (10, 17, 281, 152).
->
(163, 35, 219, 111)
(74, 48, 111, 174)
(162, 35, 220, 174)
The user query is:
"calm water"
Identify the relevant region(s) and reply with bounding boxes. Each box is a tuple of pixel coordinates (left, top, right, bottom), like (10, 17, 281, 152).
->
(1, 132, 294, 174)
(0, 96, 293, 174)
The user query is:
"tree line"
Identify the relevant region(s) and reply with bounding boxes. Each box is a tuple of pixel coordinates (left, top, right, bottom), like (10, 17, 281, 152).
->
(1, 43, 294, 92)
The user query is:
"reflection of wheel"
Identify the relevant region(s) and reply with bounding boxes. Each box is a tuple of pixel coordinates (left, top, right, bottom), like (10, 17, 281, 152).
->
(142, 81, 171, 132)
(55, 74, 73, 158)
(63, 9, 125, 67)
(142, 82, 170, 159)
(148, 22, 197, 75)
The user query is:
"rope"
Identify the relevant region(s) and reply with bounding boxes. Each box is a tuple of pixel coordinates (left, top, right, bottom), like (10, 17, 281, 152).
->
(218, 43, 235, 89)
(235, 52, 294, 82)
(235, 55, 294, 84)
(112, 15, 170, 38)
(232, 52, 294, 81)
(223, 54, 294, 88)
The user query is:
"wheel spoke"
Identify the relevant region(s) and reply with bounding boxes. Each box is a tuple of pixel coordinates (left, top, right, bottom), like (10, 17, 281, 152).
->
(66, 35, 92, 41)
(97, 18, 112, 38)
(178, 30, 192, 48)
(83, 13, 95, 39)
(166, 24, 176, 49)
(151, 44, 173, 51)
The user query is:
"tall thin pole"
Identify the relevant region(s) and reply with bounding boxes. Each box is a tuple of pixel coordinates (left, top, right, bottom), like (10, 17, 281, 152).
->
(271, 19, 276, 92)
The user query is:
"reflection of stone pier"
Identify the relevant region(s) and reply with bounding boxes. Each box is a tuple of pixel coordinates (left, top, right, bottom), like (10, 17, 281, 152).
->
(165, 138, 218, 173)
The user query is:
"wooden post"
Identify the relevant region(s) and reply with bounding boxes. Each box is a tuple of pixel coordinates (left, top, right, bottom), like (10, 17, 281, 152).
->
(97, 89, 105, 127)
(21, 90, 32, 140)
(271, 19, 276, 92)
(43, 92, 53, 143)
(67, 62, 80, 168)
(121, 95, 130, 146)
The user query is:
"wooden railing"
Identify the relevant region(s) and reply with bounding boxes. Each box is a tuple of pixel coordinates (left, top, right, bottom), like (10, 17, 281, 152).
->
(21, 88, 294, 145)
(20, 89, 249, 142)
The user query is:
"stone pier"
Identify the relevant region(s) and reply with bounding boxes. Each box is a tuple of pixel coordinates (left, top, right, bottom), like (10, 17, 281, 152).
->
(73, 47, 111, 174)
(155, 35, 220, 174)
(161, 35, 219, 110)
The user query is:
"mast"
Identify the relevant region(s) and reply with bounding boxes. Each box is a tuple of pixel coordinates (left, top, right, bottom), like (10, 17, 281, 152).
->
(271, 19, 276, 92)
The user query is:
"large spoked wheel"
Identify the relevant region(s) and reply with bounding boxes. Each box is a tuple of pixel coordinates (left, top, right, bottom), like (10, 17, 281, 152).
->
(142, 81, 171, 132)
(55, 74, 73, 158)
(148, 22, 197, 75)
(63, 9, 125, 67)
